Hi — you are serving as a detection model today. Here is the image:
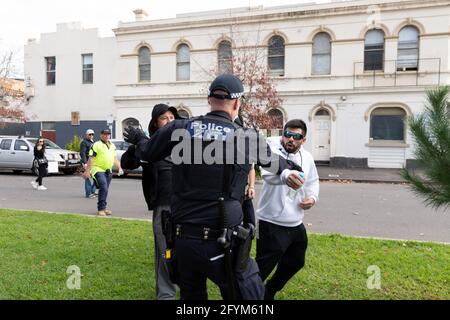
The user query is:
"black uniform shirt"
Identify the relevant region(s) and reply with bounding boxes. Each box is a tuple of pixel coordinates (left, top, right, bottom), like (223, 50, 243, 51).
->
(135, 110, 298, 229)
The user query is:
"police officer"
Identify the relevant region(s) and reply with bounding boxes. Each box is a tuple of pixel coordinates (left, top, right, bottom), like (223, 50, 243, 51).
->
(124, 74, 304, 300)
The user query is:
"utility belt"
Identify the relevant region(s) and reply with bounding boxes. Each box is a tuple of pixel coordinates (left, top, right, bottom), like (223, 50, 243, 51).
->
(174, 225, 224, 241)
(161, 209, 256, 293)
(171, 224, 253, 243)
(172, 222, 255, 271)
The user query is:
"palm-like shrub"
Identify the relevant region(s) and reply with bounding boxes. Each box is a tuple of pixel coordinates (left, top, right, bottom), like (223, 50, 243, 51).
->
(401, 86, 450, 210)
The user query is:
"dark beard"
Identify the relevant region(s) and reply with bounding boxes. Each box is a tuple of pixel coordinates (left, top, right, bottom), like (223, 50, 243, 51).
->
(282, 140, 301, 154)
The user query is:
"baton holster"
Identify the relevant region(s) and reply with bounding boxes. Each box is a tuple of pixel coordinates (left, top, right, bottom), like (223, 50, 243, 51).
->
(232, 224, 254, 274)
(161, 210, 178, 285)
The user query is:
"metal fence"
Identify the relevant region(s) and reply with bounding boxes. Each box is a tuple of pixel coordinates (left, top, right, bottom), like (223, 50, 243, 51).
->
(353, 58, 441, 88)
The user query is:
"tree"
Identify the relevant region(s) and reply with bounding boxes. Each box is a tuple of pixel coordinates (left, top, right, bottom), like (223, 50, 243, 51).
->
(0, 51, 26, 128)
(199, 29, 283, 130)
(230, 48, 283, 130)
(401, 86, 450, 210)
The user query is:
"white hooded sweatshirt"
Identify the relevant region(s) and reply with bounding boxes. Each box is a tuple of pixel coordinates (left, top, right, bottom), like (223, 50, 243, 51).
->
(256, 136, 320, 227)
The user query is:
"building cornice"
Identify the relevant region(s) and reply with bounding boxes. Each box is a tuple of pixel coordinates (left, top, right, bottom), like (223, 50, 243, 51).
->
(113, 0, 450, 36)
(114, 85, 439, 102)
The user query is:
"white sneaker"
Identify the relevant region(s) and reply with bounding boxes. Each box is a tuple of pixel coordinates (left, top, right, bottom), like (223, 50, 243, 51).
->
(37, 185, 47, 191)
(31, 181, 38, 189)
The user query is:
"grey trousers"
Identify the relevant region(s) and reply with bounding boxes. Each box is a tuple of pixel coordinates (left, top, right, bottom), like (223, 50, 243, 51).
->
(153, 205, 177, 300)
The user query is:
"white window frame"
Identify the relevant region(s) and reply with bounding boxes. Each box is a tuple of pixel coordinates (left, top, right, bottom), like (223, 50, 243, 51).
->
(82, 54, 93, 84)
(45, 56, 56, 85)
(370, 107, 406, 142)
(218, 41, 233, 74)
(138, 47, 151, 82)
(177, 44, 190, 81)
(312, 33, 332, 75)
(364, 30, 385, 72)
(268, 36, 285, 77)
(397, 26, 420, 71)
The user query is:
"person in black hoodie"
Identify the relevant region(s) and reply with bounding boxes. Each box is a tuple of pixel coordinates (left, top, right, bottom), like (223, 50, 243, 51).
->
(122, 104, 181, 300)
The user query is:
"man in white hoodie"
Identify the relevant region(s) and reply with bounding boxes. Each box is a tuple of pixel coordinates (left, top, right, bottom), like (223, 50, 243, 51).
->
(256, 119, 319, 300)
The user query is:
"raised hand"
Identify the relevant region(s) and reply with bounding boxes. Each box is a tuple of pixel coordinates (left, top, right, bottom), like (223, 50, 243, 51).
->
(123, 126, 145, 145)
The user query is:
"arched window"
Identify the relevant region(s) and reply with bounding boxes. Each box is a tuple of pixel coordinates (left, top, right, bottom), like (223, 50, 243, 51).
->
(177, 44, 190, 81)
(364, 30, 385, 71)
(267, 109, 284, 129)
(218, 41, 233, 74)
(268, 36, 285, 77)
(312, 33, 332, 75)
(315, 108, 330, 116)
(397, 26, 420, 71)
(370, 107, 406, 141)
(122, 118, 140, 137)
(138, 47, 151, 81)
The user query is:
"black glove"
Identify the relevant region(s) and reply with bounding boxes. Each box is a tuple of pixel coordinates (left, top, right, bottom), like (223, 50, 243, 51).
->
(123, 126, 146, 145)
(286, 159, 303, 172)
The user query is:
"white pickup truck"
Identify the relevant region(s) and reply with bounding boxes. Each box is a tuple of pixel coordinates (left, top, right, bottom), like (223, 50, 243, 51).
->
(0, 136, 81, 175)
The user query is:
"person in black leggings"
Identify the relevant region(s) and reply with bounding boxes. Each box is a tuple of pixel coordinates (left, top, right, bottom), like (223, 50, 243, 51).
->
(31, 138, 48, 191)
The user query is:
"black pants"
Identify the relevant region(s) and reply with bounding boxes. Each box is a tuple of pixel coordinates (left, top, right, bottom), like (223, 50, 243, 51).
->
(256, 220, 308, 294)
(174, 238, 235, 300)
(174, 237, 264, 300)
(35, 164, 47, 186)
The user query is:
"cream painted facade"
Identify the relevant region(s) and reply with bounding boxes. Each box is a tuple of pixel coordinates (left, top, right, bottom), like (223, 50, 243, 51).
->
(24, 0, 450, 168)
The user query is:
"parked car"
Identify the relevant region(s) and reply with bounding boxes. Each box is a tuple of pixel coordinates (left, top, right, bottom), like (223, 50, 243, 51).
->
(0, 136, 81, 175)
(110, 139, 142, 175)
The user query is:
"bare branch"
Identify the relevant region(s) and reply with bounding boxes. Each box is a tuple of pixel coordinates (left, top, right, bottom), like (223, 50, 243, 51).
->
(0, 51, 26, 126)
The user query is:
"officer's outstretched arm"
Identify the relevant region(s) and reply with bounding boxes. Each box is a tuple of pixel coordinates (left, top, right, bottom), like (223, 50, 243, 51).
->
(135, 121, 179, 163)
(255, 133, 302, 174)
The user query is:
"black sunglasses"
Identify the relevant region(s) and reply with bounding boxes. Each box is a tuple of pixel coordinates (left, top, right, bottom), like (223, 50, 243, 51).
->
(283, 130, 304, 140)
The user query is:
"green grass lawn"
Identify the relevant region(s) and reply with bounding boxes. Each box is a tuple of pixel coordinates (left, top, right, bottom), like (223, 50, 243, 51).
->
(0, 208, 449, 300)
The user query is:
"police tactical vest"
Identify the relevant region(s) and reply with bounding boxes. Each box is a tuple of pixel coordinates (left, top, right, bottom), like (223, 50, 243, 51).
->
(172, 114, 251, 202)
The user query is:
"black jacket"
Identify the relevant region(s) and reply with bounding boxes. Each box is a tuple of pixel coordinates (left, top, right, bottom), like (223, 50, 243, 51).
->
(121, 145, 173, 210)
(79, 138, 94, 165)
(33, 145, 45, 160)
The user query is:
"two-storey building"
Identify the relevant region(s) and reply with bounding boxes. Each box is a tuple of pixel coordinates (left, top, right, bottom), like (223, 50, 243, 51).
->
(23, 0, 450, 168)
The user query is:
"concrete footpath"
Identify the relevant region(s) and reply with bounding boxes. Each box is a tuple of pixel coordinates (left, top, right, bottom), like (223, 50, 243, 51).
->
(255, 166, 413, 184)
(316, 166, 408, 183)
